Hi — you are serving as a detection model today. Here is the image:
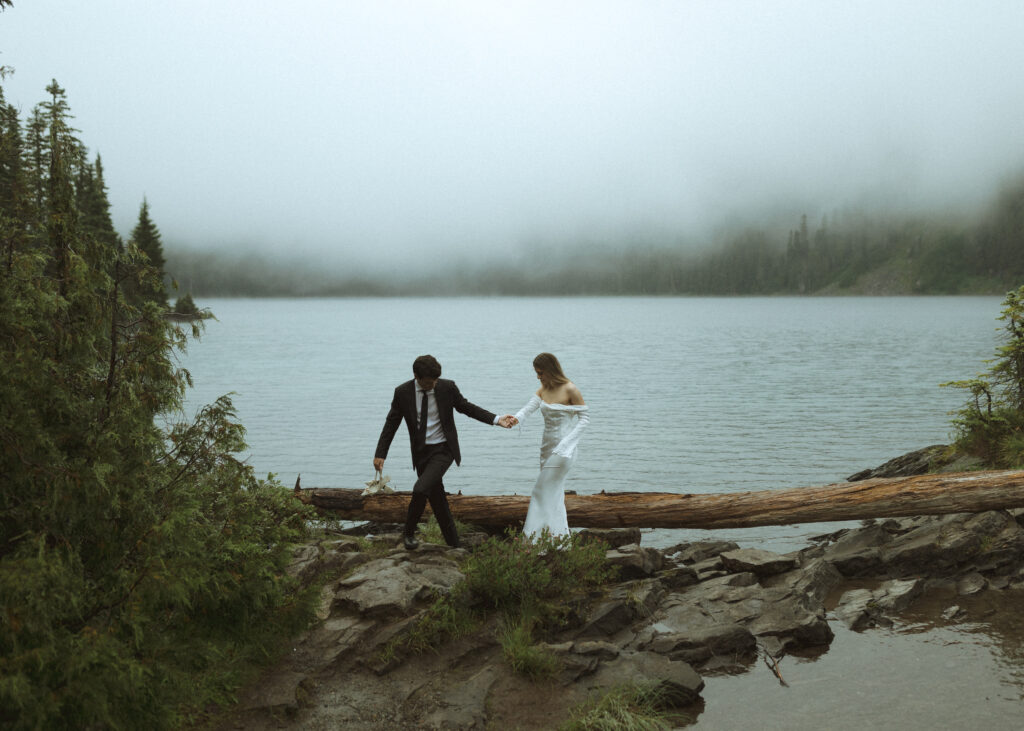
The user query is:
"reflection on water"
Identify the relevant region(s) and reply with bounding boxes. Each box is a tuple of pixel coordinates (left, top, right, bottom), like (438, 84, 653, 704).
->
(692, 588, 1024, 730)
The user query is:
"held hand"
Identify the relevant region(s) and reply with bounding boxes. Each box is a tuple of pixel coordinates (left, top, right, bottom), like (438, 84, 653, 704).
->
(373, 457, 385, 471)
(497, 415, 518, 428)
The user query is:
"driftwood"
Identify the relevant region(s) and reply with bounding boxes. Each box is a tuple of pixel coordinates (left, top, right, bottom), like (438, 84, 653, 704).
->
(293, 470, 1024, 530)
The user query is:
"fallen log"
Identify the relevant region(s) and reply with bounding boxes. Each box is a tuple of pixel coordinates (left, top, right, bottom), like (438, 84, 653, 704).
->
(293, 470, 1024, 530)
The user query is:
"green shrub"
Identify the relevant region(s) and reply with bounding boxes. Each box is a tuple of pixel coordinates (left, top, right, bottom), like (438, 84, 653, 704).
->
(461, 530, 616, 629)
(943, 285, 1024, 466)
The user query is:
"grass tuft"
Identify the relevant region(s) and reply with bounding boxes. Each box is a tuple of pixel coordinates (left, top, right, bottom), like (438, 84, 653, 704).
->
(560, 684, 679, 731)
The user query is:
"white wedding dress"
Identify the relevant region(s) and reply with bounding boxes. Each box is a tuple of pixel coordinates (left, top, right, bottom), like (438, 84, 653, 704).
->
(514, 395, 590, 538)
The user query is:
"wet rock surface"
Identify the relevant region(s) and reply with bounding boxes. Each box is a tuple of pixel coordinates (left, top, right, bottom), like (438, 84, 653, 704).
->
(213, 456, 1024, 729)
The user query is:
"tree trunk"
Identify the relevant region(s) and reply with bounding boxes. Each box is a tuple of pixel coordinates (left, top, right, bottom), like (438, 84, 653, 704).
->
(294, 469, 1024, 530)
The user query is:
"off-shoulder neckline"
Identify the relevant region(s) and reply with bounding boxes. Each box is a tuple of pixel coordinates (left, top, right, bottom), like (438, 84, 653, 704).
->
(539, 400, 588, 410)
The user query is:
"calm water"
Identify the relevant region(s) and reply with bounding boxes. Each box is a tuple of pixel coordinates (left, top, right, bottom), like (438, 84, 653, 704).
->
(179, 296, 1001, 550)
(180, 296, 1024, 728)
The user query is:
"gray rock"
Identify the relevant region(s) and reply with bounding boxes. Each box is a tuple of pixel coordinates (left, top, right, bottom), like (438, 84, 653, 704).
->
(420, 665, 499, 730)
(696, 571, 760, 590)
(720, 548, 798, 577)
(989, 575, 1011, 590)
(577, 527, 642, 548)
(691, 556, 725, 578)
(942, 605, 966, 621)
(763, 558, 843, 605)
(670, 540, 740, 565)
(648, 623, 756, 665)
(832, 588, 877, 631)
(655, 573, 831, 655)
(957, 571, 988, 595)
(584, 651, 704, 708)
(879, 516, 981, 576)
(658, 564, 700, 589)
(874, 578, 925, 612)
(572, 640, 621, 660)
(297, 614, 378, 669)
(820, 524, 892, 577)
(832, 579, 924, 630)
(745, 592, 833, 649)
(576, 599, 637, 639)
(334, 556, 463, 619)
(605, 544, 664, 580)
(846, 444, 949, 480)
(287, 543, 323, 584)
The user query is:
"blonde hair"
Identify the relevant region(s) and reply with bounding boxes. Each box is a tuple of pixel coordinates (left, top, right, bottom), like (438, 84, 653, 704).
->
(533, 352, 569, 387)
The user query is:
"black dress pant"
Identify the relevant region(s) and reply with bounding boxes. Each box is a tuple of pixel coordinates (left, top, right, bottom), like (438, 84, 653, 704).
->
(405, 442, 459, 546)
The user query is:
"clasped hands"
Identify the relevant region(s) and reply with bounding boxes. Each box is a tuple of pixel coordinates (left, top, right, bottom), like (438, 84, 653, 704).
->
(497, 414, 519, 429)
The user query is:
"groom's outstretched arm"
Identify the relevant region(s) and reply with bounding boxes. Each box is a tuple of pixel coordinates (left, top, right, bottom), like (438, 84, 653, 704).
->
(449, 382, 502, 426)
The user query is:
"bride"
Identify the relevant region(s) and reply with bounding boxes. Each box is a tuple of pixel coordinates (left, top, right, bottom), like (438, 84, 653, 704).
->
(509, 353, 589, 538)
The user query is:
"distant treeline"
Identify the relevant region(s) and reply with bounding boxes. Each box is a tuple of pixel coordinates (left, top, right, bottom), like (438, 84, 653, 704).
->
(169, 181, 1024, 298)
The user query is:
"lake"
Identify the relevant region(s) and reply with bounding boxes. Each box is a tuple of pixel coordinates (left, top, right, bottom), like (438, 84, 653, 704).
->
(180, 295, 1024, 729)
(180, 295, 1001, 550)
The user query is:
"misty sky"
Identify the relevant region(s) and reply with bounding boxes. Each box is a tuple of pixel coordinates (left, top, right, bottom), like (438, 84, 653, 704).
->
(3, 1, 1024, 268)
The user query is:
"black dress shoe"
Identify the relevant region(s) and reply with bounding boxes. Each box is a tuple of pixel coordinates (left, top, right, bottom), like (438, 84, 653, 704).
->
(403, 534, 419, 550)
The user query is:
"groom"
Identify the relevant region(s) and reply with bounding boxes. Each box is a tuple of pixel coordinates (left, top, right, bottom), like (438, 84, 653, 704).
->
(374, 355, 513, 549)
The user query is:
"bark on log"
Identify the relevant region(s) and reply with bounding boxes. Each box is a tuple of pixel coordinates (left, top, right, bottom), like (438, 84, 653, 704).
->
(293, 470, 1024, 530)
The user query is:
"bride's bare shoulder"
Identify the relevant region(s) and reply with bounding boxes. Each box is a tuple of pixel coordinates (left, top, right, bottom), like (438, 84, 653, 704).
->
(566, 381, 585, 405)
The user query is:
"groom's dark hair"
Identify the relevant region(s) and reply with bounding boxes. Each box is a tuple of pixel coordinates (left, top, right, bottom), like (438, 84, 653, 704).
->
(413, 355, 442, 379)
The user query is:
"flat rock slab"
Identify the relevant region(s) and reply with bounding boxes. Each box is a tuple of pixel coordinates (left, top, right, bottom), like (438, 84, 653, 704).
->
(583, 651, 705, 708)
(720, 548, 798, 577)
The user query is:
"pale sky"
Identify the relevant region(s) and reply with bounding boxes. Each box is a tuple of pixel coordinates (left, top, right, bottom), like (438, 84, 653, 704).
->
(3, 1, 1024, 268)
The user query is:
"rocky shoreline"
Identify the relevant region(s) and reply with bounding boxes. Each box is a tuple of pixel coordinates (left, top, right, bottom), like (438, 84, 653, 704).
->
(216, 450, 1024, 730)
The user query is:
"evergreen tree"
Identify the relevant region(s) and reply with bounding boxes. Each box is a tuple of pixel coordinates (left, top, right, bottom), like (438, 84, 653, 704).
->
(39, 80, 83, 294)
(75, 153, 120, 251)
(943, 286, 1024, 466)
(20, 106, 46, 245)
(1, 78, 315, 729)
(128, 197, 169, 306)
(0, 83, 28, 271)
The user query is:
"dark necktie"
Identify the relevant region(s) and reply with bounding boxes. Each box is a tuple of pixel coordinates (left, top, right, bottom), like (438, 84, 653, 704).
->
(417, 389, 428, 445)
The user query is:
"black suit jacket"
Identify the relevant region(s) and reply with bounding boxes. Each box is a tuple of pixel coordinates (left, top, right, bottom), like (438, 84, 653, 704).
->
(375, 379, 496, 468)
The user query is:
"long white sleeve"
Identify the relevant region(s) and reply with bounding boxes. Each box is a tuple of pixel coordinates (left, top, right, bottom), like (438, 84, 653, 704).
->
(552, 407, 589, 458)
(514, 395, 542, 424)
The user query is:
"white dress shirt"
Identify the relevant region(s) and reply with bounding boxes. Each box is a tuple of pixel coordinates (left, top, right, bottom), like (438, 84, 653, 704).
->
(416, 384, 446, 445)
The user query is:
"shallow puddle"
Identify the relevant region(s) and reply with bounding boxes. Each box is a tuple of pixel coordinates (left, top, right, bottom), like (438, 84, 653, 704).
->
(688, 588, 1024, 730)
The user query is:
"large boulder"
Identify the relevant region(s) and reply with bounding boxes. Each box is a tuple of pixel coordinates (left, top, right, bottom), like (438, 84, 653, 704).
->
(820, 523, 893, 576)
(333, 555, 464, 619)
(762, 558, 844, 605)
(846, 444, 949, 480)
(605, 544, 664, 579)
